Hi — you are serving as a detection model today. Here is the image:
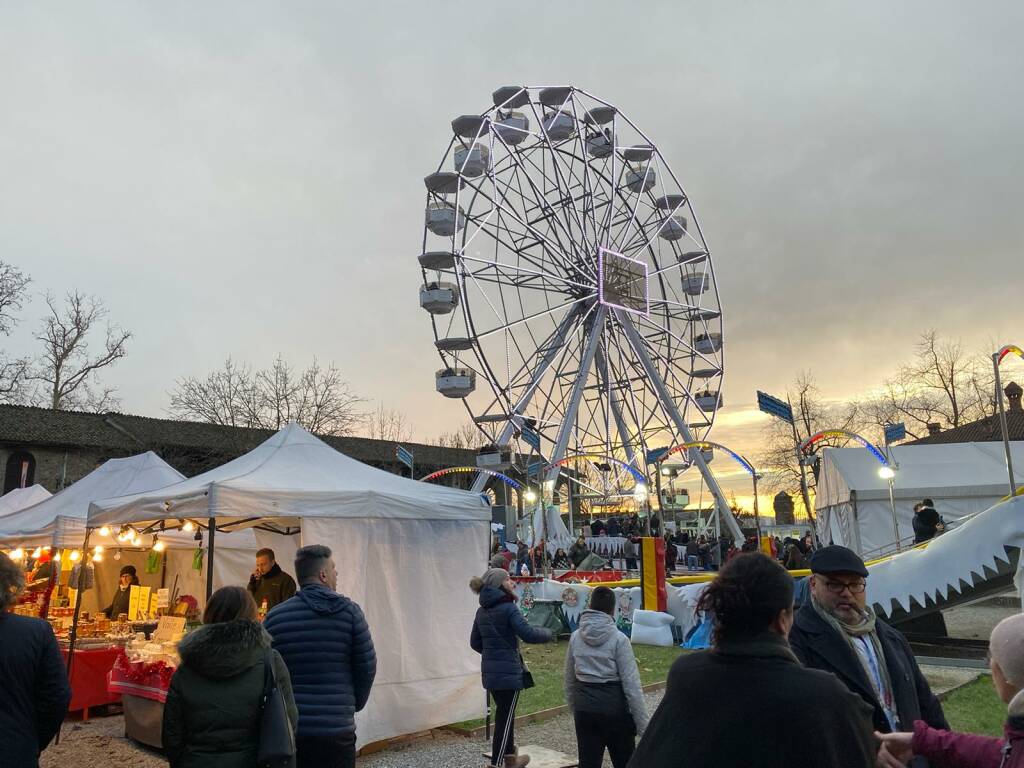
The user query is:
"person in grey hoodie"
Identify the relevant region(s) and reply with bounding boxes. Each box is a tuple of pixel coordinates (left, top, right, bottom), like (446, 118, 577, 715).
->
(564, 586, 648, 768)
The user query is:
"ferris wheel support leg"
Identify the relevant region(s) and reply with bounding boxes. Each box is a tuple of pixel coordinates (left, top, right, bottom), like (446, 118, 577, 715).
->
(596, 346, 638, 467)
(470, 305, 584, 494)
(614, 310, 744, 545)
(543, 307, 608, 493)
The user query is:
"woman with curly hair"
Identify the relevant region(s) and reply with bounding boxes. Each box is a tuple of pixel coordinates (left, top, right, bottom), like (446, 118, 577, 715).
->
(628, 552, 876, 768)
(0, 551, 71, 768)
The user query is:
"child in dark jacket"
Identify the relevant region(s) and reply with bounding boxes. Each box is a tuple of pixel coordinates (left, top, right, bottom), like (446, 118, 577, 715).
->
(877, 613, 1024, 767)
(470, 568, 553, 768)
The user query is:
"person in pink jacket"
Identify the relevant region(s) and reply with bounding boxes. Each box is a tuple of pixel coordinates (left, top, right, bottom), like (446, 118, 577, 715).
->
(877, 613, 1024, 767)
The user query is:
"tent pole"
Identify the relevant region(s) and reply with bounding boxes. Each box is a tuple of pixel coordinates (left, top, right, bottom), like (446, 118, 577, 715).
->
(206, 518, 216, 602)
(63, 527, 93, 728)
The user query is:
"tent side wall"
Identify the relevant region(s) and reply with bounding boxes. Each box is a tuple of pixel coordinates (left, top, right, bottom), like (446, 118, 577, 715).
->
(300, 516, 489, 747)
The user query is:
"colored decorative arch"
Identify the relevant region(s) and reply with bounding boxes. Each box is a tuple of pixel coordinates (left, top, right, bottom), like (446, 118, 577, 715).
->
(800, 430, 889, 466)
(997, 345, 1024, 365)
(419, 466, 522, 489)
(546, 454, 647, 484)
(658, 440, 757, 478)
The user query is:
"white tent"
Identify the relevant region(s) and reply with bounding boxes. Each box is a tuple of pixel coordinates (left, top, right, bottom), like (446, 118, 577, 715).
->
(0, 453, 261, 615)
(815, 442, 1024, 556)
(89, 423, 491, 748)
(0, 452, 186, 549)
(0, 484, 51, 518)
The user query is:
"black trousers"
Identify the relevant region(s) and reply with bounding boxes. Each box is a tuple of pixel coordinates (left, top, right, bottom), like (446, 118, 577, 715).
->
(296, 732, 357, 768)
(490, 688, 520, 765)
(574, 710, 636, 768)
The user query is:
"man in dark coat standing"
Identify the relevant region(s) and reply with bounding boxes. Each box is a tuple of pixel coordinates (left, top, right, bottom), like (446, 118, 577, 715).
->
(789, 545, 947, 767)
(0, 552, 71, 768)
(264, 545, 376, 768)
(247, 548, 297, 613)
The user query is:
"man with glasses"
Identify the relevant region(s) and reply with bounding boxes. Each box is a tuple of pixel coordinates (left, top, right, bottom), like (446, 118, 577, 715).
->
(789, 546, 947, 767)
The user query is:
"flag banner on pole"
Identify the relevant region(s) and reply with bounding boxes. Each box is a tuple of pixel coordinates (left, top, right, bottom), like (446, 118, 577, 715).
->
(884, 423, 906, 444)
(395, 445, 414, 470)
(645, 446, 669, 465)
(757, 390, 794, 424)
(521, 427, 541, 451)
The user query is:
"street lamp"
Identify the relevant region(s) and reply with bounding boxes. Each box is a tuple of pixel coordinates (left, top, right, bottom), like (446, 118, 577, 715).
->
(993, 345, 1022, 496)
(523, 489, 537, 504)
(878, 464, 901, 551)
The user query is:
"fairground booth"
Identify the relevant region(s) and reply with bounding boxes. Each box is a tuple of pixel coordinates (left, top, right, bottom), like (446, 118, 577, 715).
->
(86, 423, 491, 749)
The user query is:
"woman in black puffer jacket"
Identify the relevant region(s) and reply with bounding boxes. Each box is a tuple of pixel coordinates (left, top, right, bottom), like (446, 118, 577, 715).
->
(470, 568, 553, 768)
(162, 586, 298, 768)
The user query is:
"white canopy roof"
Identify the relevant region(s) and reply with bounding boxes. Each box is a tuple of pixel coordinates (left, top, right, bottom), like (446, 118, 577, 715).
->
(816, 442, 1024, 507)
(0, 484, 52, 518)
(89, 423, 490, 528)
(0, 452, 184, 548)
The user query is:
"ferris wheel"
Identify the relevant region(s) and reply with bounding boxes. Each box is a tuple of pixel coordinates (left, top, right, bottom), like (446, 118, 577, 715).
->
(417, 85, 739, 539)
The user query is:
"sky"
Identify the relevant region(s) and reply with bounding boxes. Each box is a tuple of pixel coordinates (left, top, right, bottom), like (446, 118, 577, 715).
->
(2, 1, 1023, 511)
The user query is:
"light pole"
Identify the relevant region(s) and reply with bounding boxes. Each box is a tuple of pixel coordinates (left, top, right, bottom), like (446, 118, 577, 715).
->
(993, 346, 1021, 496)
(877, 464, 900, 551)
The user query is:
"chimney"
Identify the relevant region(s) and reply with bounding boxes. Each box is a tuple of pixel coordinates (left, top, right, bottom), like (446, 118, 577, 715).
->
(927, 422, 942, 436)
(1006, 382, 1023, 412)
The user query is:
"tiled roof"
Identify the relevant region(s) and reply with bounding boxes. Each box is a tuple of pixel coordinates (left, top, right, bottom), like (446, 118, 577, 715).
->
(0, 404, 475, 467)
(906, 408, 1024, 445)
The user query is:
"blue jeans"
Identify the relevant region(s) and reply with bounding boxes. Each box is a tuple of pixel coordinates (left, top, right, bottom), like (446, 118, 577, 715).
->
(687, 555, 699, 570)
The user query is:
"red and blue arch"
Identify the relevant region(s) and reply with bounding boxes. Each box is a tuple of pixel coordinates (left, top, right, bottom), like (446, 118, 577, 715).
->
(800, 430, 888, 466)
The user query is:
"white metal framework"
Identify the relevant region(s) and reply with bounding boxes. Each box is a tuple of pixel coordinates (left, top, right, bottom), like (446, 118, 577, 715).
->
(418, 85, 734, 536)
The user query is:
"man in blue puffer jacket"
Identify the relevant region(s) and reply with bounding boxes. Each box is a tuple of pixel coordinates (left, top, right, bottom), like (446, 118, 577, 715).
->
(265, 544, 376, 768)
(470, 568, 553, 768)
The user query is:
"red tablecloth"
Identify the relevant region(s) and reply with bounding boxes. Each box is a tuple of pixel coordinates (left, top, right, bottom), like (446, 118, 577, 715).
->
(107, 651, 175, 704)
(61, 648, 122, 712)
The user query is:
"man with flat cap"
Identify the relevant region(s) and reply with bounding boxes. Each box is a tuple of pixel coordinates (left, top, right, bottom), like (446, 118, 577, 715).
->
(789, 545, 947, 767)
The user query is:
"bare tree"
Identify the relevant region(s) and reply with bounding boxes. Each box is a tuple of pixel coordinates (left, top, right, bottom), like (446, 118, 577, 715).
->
(436, 421, 488, 450)
(364, 404, 413, 443)
(168, 358, 260, 428)
(169, 356, 363, 436)
(30, 292, 131, 411)
(861, 330, 992, 440)
(0, 262, 31, 401)
(757, 372, 859, 495)
(0, 262, 30, 335)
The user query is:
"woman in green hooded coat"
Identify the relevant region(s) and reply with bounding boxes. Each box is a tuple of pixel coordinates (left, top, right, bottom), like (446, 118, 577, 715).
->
(162, 586, 298, 768)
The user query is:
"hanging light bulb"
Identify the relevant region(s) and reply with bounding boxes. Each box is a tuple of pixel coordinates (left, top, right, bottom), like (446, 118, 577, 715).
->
(98, 525, 111, 537)
(114, 549, 122, 561)
(69, 550, 81, 562)
(93, 545, 104, 554)
(92, 552, 103, 562)
(130, 533, 141, 547)
(116, 526, 130, 543)
(9, 548, 24, 561)
(182, 520, 195, 533)
(31, 547, 42, 559)
(153, 536, 166, 553)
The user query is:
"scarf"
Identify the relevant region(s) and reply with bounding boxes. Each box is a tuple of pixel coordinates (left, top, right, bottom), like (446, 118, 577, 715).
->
(811, 593, 899, 727)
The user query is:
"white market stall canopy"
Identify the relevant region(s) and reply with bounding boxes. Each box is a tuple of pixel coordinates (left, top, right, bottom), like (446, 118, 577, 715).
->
(88, 422, 491, 529)
(0, 484, 51, 518)
(0, 452, 185, 548)
(91, 422, 491, 748)
(815, 441, 1024, 556)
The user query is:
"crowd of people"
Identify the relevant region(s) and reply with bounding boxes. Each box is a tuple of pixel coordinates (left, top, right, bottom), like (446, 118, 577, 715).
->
(1, 545, 376, 768)
(472, 542, 1024, 768)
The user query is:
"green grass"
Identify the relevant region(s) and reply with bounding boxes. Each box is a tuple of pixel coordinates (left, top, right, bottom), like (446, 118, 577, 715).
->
(453, 640, 687, 730)
(943, 676, 1006, 738)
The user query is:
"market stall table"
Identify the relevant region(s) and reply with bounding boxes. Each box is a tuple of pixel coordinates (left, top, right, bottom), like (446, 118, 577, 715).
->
(61, 647, 122, 719)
